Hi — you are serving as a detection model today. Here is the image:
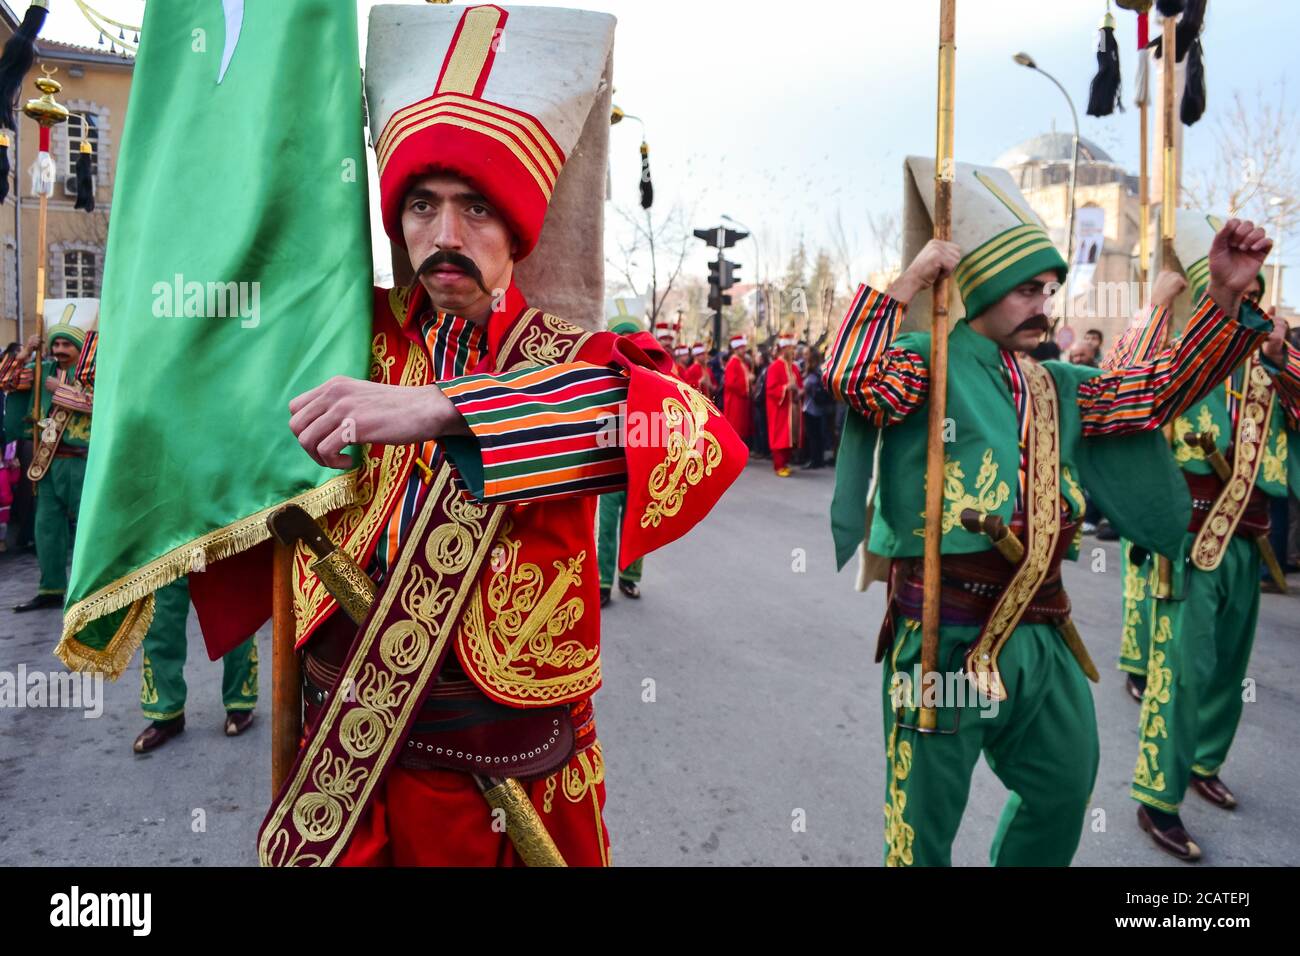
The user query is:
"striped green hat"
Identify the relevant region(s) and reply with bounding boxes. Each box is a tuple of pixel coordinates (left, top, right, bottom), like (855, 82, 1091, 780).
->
(903, 157, 1067, 325)
(604, 295, 646, 336)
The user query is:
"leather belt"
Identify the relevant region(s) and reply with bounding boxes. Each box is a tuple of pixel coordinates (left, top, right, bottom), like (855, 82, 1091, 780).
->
(1185, 472, 1271, 538)
(53, 446, 87, 459)
(302, 613, 582, 781)
(889, 519, 1079, 629)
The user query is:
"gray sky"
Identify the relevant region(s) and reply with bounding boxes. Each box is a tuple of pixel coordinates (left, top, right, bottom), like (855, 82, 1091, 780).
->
(42, 1, 1299, 296)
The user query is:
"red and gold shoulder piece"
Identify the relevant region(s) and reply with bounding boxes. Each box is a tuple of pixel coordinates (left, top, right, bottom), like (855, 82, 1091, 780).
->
(616, 364, 747, 567)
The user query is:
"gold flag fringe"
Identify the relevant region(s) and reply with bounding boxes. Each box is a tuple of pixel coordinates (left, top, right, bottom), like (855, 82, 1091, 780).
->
(55, 472, 357, 680)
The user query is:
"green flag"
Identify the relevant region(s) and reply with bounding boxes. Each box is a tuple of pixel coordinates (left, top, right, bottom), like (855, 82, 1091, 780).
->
(57, 0, 371, 677)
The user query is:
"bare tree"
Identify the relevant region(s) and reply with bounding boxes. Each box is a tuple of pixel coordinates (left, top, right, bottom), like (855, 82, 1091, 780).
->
(1184, 83, 1300, 234)
(606, 199, 697, 325)
(865, 209, 902, 275)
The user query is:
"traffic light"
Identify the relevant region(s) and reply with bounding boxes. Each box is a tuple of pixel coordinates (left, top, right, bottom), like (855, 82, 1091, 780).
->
(707, 257, 741, 312)
(694, 226, 749, 249)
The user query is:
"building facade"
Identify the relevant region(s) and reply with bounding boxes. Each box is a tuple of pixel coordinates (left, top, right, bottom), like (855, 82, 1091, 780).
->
(1, 3, 133, 346)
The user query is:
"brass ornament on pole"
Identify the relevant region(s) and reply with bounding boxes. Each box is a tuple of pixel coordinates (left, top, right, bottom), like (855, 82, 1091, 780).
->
(22, 65, 70, 497)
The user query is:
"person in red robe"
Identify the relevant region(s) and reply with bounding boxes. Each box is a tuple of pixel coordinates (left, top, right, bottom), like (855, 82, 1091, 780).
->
(723, 334, 752, 444)
(683, 343, 716, 395)
(672, 344, 691, 381)
(765, 333, 802, 476)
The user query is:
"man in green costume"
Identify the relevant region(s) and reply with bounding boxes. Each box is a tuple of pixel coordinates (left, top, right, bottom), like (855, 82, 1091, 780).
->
(596, 317, 645, 607)
(1, 306, 96, 613)
(824, 158, 1278, 867)
(133, 577, 258, 752)
(1121, 211, 1300, 861)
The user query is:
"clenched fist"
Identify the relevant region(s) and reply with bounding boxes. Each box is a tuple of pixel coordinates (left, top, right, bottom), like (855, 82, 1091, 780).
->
(1207, 219, 1272, 315)
(888, 239, 962, 305)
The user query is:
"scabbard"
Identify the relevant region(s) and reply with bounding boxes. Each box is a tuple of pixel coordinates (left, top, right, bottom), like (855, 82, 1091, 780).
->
(1055, 618, 1100, 683)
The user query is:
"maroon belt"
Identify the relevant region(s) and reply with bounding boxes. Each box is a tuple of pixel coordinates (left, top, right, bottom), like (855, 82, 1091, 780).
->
(54, 446, 87, 459)
(1184, 472, 1271, 538)
(302, 612, 584, 781)
(889, 519, 1080, 629)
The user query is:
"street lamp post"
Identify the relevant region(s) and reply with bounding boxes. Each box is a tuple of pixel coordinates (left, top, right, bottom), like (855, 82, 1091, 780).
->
(1013, 52, 1080, 267)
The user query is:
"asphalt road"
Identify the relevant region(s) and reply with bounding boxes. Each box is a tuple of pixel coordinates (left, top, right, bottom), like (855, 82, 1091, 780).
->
(1, 460, 1297, 866)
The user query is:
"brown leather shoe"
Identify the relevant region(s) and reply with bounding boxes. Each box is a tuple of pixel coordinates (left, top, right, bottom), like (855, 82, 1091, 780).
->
(224, 710, 255, 737)
(133, 716, 185, 754)
(1190, 774, 1237, 810)
(1126, 674, 1146, 703)
(1136, 805, 1202, 862)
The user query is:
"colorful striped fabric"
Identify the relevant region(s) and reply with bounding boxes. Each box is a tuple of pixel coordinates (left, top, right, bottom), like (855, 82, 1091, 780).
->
(1103, 305, 1170, 370)
(824, 284, 926, 425)
(371, 309, 486, 579)
(51, 374, 93, 414)
(74, 330, 98, 387)
(1269, 342, 1300, 430)
(441, 361, 628, 503)
(1000, 350, 1029, 511)
(1077, 294, 1270, 435)
(0, 352, 32, 390)
(825, 285, 1270, 440)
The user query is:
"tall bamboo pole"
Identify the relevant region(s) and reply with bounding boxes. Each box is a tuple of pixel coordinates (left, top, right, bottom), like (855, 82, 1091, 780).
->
(1160, 12, 1177, 267)
(1137, 16, 1150, 297)
(919, 0, 956, 730)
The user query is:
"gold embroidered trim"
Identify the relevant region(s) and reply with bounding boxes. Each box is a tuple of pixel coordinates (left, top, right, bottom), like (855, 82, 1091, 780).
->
(1133, 613, 1173, 796)
(641, 378, 724, 530)
(964, 359, 1061, 702)
(57, 474, 356, 681)
(1191, 354, 1273, 571)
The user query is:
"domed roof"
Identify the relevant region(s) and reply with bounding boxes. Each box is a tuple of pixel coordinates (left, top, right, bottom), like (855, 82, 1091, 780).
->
(995, 132, 1114, 168)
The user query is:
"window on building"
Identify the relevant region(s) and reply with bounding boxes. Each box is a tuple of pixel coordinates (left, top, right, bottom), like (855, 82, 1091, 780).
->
(66, 112, 100, 178)
(63, 250, 98, 298)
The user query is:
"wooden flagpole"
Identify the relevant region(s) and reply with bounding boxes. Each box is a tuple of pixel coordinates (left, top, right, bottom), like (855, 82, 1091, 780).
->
(271, 540, 300, 795)
(920, 0, 956, 730)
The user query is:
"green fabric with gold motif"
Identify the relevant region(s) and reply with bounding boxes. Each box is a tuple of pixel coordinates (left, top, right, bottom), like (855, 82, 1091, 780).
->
(861, 320, 1190, 561)
(1117, 538, 1156, 676)
(881, 616, 1099, 866)
(1131, 535, 1260, 813)
(1169, 365, 1298, 500)
(139, 577, 257, 721)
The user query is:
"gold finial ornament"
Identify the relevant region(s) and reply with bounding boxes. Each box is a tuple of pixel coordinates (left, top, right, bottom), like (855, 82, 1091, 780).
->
(23, 64, 69, 128)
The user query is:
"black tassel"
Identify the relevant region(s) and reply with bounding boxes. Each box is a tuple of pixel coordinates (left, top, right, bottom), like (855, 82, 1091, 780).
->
(1175, 0, 1206, 59)
(0, 1, 49, 131)
(1181, 36, 1206, 124)
(74, 147, 95, 212)
(638, 141, 653, 210)
(1086, 15, 1123, 117)
(0, 136, 10, 205)
(1155, 0, 1185, 16)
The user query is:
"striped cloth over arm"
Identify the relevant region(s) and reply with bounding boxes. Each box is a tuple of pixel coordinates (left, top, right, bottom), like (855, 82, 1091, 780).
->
(74, 330, 98, 388)
(0, 353, 33, 391)
(1079, 294, 1272, 436)
(440, 361, 629, 504)
(1264, 341, 1300, 430)
(823, 284, 928, 426)
(1102, 304, 1171, 369)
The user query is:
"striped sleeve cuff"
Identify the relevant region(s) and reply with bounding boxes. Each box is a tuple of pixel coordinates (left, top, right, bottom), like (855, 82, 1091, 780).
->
(438, 362, 629, 504)
(823, 284, 927, 424)
(1104, 304, 1171, 368)
(52, 382, 93, 414)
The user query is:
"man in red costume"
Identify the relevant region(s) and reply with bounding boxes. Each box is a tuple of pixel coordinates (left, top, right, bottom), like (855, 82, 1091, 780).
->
(246, 4, 744, 868)
(723, 334, 753, 445)
(765, 332, 802, 476)
(683, 342, 716, 395)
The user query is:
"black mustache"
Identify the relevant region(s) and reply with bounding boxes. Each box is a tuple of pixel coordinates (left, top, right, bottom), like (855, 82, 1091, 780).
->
(416, 250, 491, 296)
(1015, 315, 1051, 334)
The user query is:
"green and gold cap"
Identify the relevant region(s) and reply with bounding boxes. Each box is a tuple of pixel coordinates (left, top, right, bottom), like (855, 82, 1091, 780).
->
(605, 295, 646, 336)
(903, 157, 1067, 327)
(44, 297, 98, 349)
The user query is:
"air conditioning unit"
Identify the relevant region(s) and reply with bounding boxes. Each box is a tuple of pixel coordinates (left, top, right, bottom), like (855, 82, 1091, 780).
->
(63, 174, 97, 197)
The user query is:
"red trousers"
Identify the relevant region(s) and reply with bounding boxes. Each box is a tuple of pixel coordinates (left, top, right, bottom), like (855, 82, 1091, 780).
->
(337, 742, 611, 867)
(772, 447, 791, 472)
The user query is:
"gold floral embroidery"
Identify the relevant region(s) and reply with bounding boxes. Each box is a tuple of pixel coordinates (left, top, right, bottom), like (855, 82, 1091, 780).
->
(1172, 405, 1218, 463)
(1119, 544, 1151, 668)
(884, 625, 915, 867)
(542, 742, 605, 813)
(916, 447, 1011, 539)
(63, 412, 91, 443)
(140, 651, 158, 707)
(1061, 465, 1086, 518)
(641, 378, 725, 530)
(458, 519, 597, 703)
(1133, 613, 1172, 795)
(240, 640, 260, 699)
(1261, 414, 1286, 486)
